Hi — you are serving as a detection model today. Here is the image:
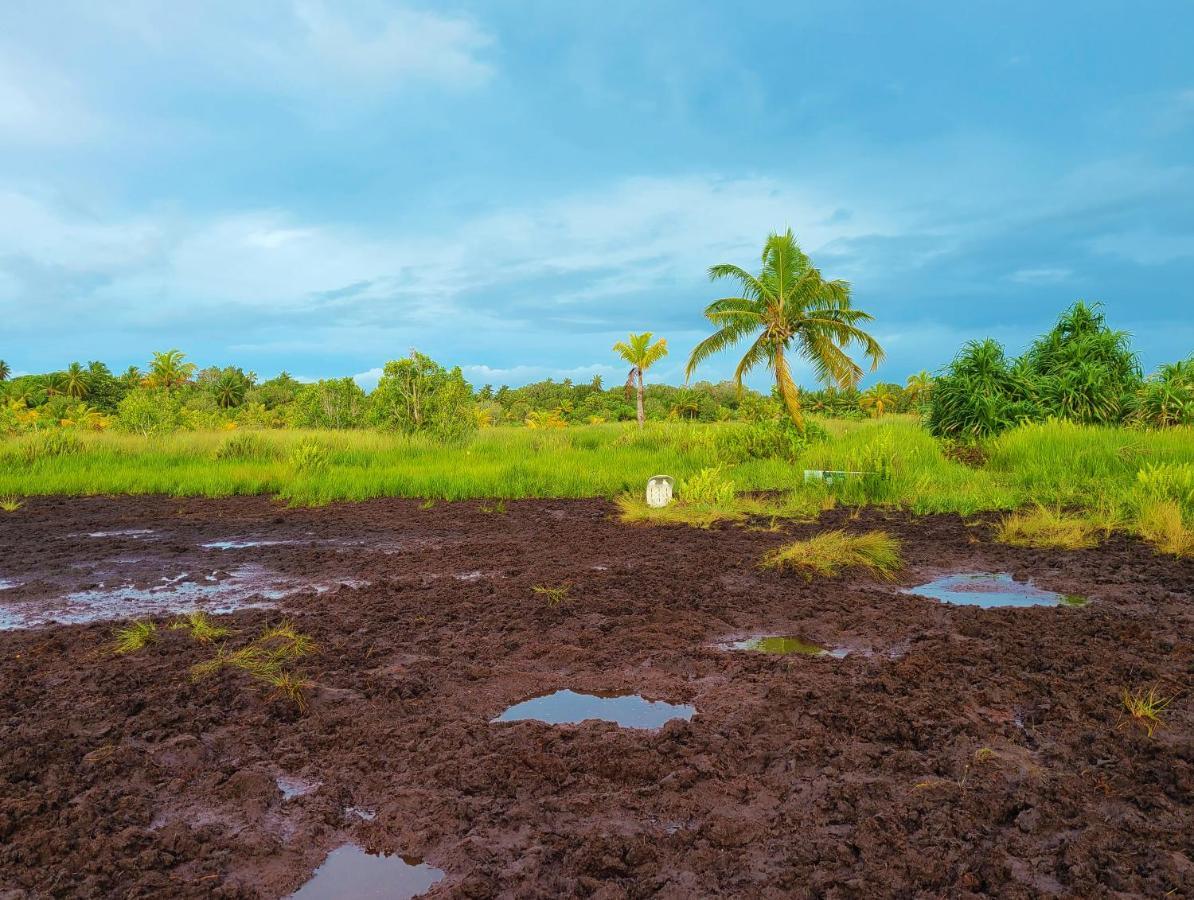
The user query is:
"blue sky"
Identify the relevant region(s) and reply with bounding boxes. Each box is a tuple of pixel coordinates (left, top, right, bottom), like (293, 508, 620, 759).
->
(1, 1, 1192, 390)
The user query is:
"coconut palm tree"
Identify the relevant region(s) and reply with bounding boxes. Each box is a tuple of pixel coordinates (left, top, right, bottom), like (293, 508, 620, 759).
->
(613, 332, 668, 428)
(860, 383, 897, 417)
(63, 362, 90, 399)
(147, 350, 196, 390)
(0, 360, 10, 381)
(685, 230, 884, 431)
(905, 370, 933, 406)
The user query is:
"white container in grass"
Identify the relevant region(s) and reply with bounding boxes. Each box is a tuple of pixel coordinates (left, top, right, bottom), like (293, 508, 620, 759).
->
(646, 475, 674, 508)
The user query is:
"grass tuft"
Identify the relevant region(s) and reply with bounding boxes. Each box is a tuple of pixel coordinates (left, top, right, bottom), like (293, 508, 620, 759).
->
(112, 620, 157, 654)
(532, 584, 570, 606)
(169, 611, 232, 643)
(1135, 499, 1194, 557)
(0, 496, 22, 512)
(1119, 684, 1173, 737)
(190, 620, 316, 710)
(995, 504, 1108, 550)
(760, 529, 903, 581)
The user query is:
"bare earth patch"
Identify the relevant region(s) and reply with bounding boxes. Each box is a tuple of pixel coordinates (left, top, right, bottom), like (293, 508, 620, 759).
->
(0, 495, 1191, 897)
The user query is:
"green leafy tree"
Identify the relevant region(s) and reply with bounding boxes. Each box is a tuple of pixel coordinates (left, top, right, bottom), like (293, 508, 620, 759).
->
(686, 229, 884, 432)
(147, 350, 196, 390)
(0, 360, 9, 381)
(905, 370, 933, 409)
(115, 389, 183, 436)
(296, 378, 369, 428)
(370, 351, 476, 442)
(612, 332, 668, 428)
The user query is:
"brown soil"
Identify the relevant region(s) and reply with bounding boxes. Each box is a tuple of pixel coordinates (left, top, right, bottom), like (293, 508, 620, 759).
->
(1, 496, 1191, 898)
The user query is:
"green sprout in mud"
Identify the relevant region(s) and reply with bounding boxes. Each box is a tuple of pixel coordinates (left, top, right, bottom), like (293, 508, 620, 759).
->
(191, 620, 316, 712)
(112, 620, 157, 654)
(0, 496, 22, 512)
(532, 584, 570, 607)
(420, 498, 437, 510)
(1119, 684, 1173, 738)
(169, 611, 232, 644)
(480, 499, 507, 515)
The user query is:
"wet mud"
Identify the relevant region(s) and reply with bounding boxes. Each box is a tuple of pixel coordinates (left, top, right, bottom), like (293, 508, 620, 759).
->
(0, 495, 1191, 897)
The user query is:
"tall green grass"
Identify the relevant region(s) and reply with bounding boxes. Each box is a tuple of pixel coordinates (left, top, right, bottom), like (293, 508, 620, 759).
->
(3, 419, 1192, 526)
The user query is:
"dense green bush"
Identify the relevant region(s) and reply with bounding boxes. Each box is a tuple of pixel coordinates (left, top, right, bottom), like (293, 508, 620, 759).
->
(370, 351, 476, 443)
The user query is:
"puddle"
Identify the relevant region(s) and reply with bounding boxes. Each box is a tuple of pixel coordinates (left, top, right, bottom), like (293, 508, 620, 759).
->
(0, 580, 20, 591)
(290, 844, 443, 899)
(452, 571, 486, 581)
(0, 564, 300, 629)
(202, 539, 300, 550)
(277, 775, 320, 801)
(86, 529, 155, 538)
(345, 805, 377, 822)
(493, 690, 695, 729)
(717, 635, 834, 656)
(902, 573, 1086, 609)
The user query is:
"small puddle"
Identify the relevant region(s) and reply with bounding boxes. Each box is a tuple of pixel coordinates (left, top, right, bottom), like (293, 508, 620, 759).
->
(86, 529, 155, 538)
(290, 844, 443, 899)
(345, 805, 377, 822)
(716, 635, 837, 656)
(202, 539, 300, 550)
(903, 573, 1086, 608)
(0, 580, 20, 591)
(493, 690, 695, 729)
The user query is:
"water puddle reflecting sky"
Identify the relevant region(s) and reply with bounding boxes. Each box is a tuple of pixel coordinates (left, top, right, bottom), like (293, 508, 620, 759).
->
(903, 573, 1086, 608)
(493, 689, 694, 729)
(289, 844, 444, 899)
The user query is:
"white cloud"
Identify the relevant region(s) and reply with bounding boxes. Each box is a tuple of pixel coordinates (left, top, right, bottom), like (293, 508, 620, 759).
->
(1009, 267, 1072, 285)
(0, 52, 101, 144)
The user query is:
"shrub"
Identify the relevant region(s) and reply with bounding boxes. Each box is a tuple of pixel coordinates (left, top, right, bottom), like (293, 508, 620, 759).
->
(116, 389, 182, 436)
(289, 440, 329, 473)
(714, 417, 826, 463)
(1134, 462, 1194, 509)
(370, 351, 476, 443)
(214, 432, 278, 462)
(760, 530, 903, 580)
(18, 429, 83, 464)
(681, 466, 735, 505)
(926, 339, 1040, 440)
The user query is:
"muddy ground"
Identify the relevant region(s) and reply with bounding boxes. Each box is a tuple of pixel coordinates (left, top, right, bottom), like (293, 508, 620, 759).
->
(0, 496, 1190, 898)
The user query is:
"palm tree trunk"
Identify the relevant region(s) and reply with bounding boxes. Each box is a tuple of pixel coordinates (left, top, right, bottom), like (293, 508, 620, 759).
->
(773, 346, 805, 432)
(636, 369, 645, 428)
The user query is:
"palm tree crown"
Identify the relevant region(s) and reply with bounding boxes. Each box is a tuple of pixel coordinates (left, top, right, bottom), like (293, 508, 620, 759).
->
(148, 350, 196, 390)
(685, 229, 883, 430)
(613, 332, 668, 428)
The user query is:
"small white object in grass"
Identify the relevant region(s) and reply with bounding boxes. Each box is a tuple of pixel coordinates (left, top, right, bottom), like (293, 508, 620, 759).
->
(646, 475, 674, 508)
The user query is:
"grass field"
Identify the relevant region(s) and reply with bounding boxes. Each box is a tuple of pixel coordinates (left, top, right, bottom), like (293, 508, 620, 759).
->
(3, 417, 1193, 540)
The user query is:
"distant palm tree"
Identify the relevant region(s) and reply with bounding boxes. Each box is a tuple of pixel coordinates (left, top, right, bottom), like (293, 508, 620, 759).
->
(147, 350, 196, 390)
(860, 383, 897, 417)
(686, 230, 884, 431)
(63, 362, 90, 399)
(0, 360, 9, 381)
(120, 365, 143, 386)
(613, 332, 668, 428)
(905, 370, 933, 407)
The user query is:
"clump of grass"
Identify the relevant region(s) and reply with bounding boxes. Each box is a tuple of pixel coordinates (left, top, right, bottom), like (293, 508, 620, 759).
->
(1119, 684, 1173, 737)
(532, 584, 570, 606)
(995, 504, 1107, 550)
(169, 611, 232, 644)
(1135, 499, 1194, 557)
(479, 499, 507, 514)
(289, 440, 329, 473)
(191, 620, 316, 710)
(0, 496, 22, 512)
(760, 529, 903, 581)
(113, 620, 157, 654)
(214, 432, 278, 462)
(681, 466, 735, 505)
